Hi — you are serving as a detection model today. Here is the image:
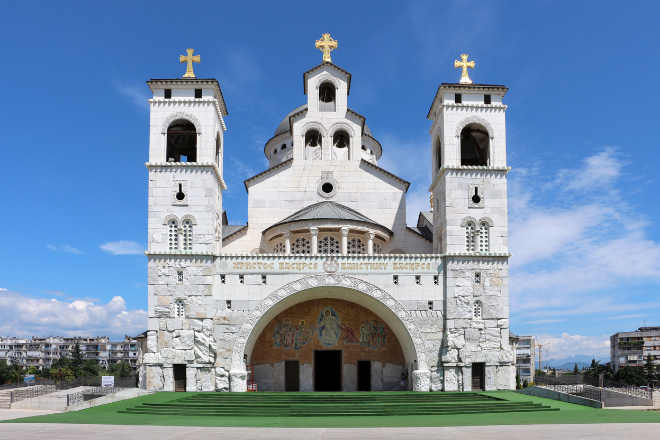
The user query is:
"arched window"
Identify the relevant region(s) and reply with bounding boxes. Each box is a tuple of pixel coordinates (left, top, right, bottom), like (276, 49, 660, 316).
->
(319, 236, 340, 254)
(166, 120, 197, 162)
(465, 222, 476, 252)
(435, 136, 442, 173)
(281, 143, 287, 150)
(182, 220, 193, 251)
(319, 82, 336, 112)
(291, 237, 310, 254)
(473, 301, 482, 319)
(361, 145, 366, 151)
(373, 242, 382, 255)
(273, 242, 285, 254)
(215, 133, 222, 165)
(168, 219, 178, 250)
(175, 300, 185, 318)
(305, 130, 322, 160)
(479, 222, 489, 252)
(273, 148, 278, 158)
(460, 124, 489, 166)
(333, 130, 349, 161)
(347, 238, 366, 254)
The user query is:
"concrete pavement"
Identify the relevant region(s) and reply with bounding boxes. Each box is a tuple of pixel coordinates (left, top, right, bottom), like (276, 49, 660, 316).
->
(0, 424, 659, 439)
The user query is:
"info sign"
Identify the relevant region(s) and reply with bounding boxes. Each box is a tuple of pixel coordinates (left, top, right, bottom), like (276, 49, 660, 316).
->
(101, 376, 115, 387)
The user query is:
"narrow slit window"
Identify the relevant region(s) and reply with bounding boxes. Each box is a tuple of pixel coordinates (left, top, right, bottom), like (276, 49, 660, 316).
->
(428, 301, 434, 311)
(484, 94, 491, 105)
(239, 275, 244, 284)
(393, 275, 399, 285)
(164, 89, 172, 99)
(261, 275, 267, 285)
(176, 270, 184, 284)
(220, 275, 226, 284)
(226, 300, 232, 310)
(455, 93, 462, 104)
(434, 275, 439, 285)
(415, 275, 421, 285)
(194, 89, 202, 99)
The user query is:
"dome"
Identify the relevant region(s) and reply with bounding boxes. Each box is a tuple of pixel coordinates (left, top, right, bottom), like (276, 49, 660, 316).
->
(274, 104, 373, 137)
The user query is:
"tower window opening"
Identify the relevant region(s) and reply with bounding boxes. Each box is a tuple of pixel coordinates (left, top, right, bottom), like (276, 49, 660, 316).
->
(455, 93, 462, 104)
(333, 131, 349, 149)
(239, 275, 244, 284)
(164, 89, 172, 99)
(175, 300, 185, 318)
(226, 300, 232, 310)
(475, 272, 481, 285)
(465, 222, 476, 252)
(220, 275, 226, 284)
(415, 275, 421, 285)
(175, 183, 185, 201)
(194, 89, 202, 99)
(361, 145, 366, 151)
(473, 301, 483, 319)
(484, 94, 491, 105)
(472, 187, 481, 204)
(215, 134, 222, 165)
(305, 130, 322, 160)
(319, 83, 336, 111)
(434, 275, 439, 285)
(261, 275, 267, 285)
(428, 301, 434, 311)
(166, 120, 197, 163)
(479, 222, 490, 252)
(281, 143, 287, 150)
(182, 220, 193, 251)
(393, 275, 398, 285)
(460, 124, 490, 166)
(168, 219, 178, 250)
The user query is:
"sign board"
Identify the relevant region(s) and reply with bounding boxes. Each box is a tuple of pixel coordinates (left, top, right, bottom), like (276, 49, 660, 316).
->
(24, 374, 35, 384)
(102, 376, 115, 388)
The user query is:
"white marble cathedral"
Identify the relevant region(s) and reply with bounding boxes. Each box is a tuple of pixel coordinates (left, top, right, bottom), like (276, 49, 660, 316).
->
(142, 36, 514, 393)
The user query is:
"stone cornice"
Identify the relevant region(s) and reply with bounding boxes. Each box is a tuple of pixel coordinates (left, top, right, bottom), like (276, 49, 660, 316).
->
(360, 159, 410, 192)
(145, 162, 227, 190)
(427, 83, 508, 119)
(205, 252, 510, 258)
(428, 166, 510, 191)
(147, 78, 228, 117)
(145, 250, 215, 256)
(244, 158, 293, 192)
(263, 219, 393, 241)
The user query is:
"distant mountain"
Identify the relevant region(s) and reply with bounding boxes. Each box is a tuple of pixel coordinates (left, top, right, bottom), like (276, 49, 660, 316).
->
(534, 355, 605, 370)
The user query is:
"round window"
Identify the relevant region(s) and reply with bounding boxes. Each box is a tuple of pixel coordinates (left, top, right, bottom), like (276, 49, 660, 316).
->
(321, 182, 334, 194)
(317, 178, 338, 198)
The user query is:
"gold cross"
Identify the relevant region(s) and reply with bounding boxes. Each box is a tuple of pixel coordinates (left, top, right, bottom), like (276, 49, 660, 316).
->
(315, 33, 338, 63)
(180, 49, 201, 78)
(454, 54, 475, 84)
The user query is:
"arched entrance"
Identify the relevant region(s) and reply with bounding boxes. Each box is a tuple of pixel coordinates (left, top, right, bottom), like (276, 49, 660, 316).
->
(250, 298, 406, 391)
(228, 274, 430, 392)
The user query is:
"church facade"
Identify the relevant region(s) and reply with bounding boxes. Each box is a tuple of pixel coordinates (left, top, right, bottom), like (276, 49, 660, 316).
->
(142, 41, 514, 393)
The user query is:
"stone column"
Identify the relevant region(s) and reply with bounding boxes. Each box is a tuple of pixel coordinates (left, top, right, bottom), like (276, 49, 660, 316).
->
(340, 227, 349, 254)
(177, 227, 184, 250)
(310, 227, 319, 255)
(367, 232, 375, 256)
(284, 232, 291, 254)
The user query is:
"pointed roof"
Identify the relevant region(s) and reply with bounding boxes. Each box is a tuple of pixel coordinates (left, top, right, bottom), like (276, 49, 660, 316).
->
(303, 62, 352, 95)
(263, 201, 392, 235)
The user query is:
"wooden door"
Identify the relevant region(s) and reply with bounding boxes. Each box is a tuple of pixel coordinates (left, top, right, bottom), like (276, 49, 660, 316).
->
(285, 360, 300, 392)
(472, 363, 484, 391)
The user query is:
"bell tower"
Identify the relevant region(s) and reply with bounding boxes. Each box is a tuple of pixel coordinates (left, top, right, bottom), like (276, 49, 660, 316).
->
(428, 55, 514, 391)
(143, 50, 229, 392)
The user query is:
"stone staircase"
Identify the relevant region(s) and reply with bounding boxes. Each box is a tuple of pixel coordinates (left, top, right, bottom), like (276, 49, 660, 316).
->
(0, 390, 13, 409)
(120, 392, 558, 417)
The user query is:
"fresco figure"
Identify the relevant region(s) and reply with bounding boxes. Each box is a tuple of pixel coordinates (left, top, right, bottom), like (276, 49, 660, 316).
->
(317, 308, 341, 347)
(272, 319, 285, 348)
(340, 324, 360, 344)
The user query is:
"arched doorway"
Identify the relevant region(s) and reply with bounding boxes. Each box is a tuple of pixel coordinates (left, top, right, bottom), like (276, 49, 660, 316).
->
(228, 275, 430, 392)
(250, 298, 406, 392)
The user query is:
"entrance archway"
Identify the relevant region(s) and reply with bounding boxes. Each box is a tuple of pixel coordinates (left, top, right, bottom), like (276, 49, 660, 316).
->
(229, 274, 430, 392)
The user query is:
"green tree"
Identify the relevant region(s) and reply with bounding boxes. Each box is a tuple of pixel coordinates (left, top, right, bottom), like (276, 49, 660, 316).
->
(552, 367, 557, 376)
(613, 366, 647, 386)
(0, 360, 12, 384)
(522, 379, 529, 388)
(535, 369, 547, 377)
(643, 354, 657, 384)
(515, 372, 522, 390)
(71, 341, 84, 377)
(82, 359, 101, 377)
(573, 363, 579, 374)
(108, 361, 133, 378)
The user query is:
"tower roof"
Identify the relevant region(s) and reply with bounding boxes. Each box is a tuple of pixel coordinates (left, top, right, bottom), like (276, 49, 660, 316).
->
(426, 83, 507, 120)
(303, 62, 352, 95)
(147, 78, 228, 116)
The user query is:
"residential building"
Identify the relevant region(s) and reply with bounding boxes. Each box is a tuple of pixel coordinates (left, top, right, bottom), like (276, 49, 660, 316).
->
(0, 336, 139, 373)
(610, 327, 660, 372)
(515, 336, 535, 384)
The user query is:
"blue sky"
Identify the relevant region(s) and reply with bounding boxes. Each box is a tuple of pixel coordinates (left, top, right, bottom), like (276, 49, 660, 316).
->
(1, 1, 659, 359)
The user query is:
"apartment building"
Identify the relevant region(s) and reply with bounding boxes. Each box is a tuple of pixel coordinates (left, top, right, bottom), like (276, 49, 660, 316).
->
(515, 335, 536, 384)
(611, 326, 660, 372)
(0, 335, 139, 373)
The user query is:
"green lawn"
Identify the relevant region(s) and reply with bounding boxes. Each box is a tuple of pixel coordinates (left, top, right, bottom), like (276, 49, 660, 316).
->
(4, 391, 660, 428)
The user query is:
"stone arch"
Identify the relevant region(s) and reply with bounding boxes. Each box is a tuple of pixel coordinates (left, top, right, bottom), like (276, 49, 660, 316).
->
(314, 74, 341, 91)
(454, 116, 493, 139)
(162, 214, 179, 225)
(460, 216, 478, 227)
(478, 216, 494, 227)
(161, 112, 202, 134)
(301, 122, 327, 160)
(328, 122, 355, 138)
(181, 214, 197, 225)
(230, 275, 429, 376)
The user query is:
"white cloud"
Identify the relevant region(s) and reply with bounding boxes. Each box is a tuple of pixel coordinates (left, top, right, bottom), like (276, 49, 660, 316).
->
(113, 82, 150, 111)
(533, 332, 611, 360)
(0, 288, 6, 291)
(0, 290, 146, 340)
(46, 244, 83, 254)
(558, 147, 623, 190)
(100, 241, 144, 255)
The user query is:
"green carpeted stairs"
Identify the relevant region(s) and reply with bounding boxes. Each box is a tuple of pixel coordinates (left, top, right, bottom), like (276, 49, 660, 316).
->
(119, 392, 559, 417)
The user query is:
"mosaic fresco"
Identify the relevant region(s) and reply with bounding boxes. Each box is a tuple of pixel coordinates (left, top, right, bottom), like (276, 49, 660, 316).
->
(251, 298, 404, 367)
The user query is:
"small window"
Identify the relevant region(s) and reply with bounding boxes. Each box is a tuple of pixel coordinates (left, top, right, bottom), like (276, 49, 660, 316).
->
(428, 301, 434, 311)
(415, 275, 421, 285)
(261, 275, 267, 285)
(281, 144, 287, 150)
(393, 275, 398, 285)
(226, 300, 232, 310)
(195, 89, 202, 99)
(433, 275, 439, 285)
(475, 272, 481, 285)
(239, 275, 244, 284)
(455, 93, 462, 104)
(361, 145, 366, 151)
(220, 275, 226, 284)
(164, 89, 172, 99)
(473, 301, 482, 319)
(175, 300, 185, 318)
(176, 270, 184, 284)
(484, 94, 491, 105)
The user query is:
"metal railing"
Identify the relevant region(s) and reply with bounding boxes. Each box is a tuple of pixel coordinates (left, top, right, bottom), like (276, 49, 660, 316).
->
(540, 384, 602, 402)
(9, 376, 137, 404)
(66, 385, 133, 407)
(536, 374, 653, 400)
(10, 385, 58, 403)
